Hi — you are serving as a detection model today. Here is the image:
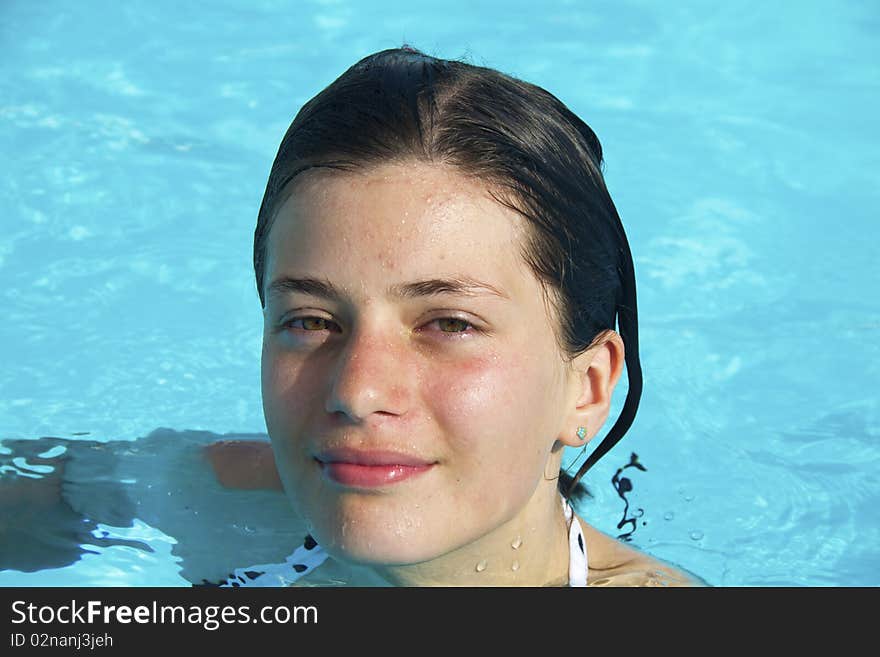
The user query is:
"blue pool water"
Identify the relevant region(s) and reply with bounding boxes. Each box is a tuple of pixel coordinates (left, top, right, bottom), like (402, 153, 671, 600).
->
(1, 0, 878, 586)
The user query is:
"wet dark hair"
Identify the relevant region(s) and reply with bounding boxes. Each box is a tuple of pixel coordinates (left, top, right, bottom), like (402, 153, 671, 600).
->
(253, 46, 642, 500)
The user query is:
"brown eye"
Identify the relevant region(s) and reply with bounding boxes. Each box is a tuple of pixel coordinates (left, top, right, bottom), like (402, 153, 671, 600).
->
(284, 317, 337, 332)
(300, 317, 328, 331)
(436, 318, 471, 333)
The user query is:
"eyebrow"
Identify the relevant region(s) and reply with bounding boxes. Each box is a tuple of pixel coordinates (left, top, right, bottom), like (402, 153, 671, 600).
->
(265, 276, 509, 302)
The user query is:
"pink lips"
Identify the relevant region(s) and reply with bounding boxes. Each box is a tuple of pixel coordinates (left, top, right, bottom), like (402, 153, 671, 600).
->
(315, 448, 436, 488)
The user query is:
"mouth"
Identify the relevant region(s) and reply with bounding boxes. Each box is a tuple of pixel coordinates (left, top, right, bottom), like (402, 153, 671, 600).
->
(314, 448, 437, 488)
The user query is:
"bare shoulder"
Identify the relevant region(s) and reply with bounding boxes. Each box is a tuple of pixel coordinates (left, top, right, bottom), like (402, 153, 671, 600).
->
(578, 517, 708, 587)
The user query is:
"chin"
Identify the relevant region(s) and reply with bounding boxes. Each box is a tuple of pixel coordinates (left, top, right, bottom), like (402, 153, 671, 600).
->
(303, 499, 450, 567)
(336, 542, 435, 567)
(315, 526, 444, 566)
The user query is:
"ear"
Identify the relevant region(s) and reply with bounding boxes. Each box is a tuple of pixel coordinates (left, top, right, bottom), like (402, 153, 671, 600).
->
(557, 330, 625, 448)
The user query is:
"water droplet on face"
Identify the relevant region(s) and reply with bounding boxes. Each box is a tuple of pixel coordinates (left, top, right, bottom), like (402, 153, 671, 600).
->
(663, 511, 674, 521)
(690, 530, 704, 541)
(475, 559, 488, 572)
(511, 536, 522, 550)
(511, 561, 520, 572)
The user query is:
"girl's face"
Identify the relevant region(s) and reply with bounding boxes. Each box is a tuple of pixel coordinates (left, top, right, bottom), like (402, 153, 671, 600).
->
(261, 161, 580, 566)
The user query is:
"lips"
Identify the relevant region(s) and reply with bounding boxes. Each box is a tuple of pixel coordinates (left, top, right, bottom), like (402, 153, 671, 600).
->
(314, 448, 436, 488)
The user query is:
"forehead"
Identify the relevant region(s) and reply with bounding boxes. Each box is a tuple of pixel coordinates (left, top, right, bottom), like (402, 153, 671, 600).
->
(265, 162, 537, 296)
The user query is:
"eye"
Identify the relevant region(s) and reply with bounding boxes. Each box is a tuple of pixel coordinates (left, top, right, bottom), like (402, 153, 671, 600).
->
(420, 316, 485, 339)
(282, 316, 341, 333)
(434, 317, 472, 333)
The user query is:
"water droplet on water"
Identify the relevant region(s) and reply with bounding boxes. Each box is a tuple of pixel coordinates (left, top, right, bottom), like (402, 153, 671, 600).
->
(690, 530, 704, 541)
(511, 536, 522, 550)
(511, 561, 520, 572)
(663, 511, 674, 521)
(475, 559, 488, 572)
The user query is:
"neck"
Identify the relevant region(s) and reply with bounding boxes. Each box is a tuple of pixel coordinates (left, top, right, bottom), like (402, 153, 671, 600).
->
(366, 481, 571, 587)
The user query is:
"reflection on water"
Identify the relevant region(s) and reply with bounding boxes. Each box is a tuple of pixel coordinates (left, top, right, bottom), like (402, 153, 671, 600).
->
(0, 429, 305, 585)
(611, 452, 647, 541)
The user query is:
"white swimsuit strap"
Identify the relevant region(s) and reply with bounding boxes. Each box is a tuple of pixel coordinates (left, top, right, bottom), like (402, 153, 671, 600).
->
(563, 495, 589, 587)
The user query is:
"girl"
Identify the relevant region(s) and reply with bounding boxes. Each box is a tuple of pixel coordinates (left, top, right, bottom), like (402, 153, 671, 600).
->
(212, 46, 703, 587)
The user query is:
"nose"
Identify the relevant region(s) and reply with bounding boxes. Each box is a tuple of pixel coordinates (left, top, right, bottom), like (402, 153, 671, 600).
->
(325, 323, 409, 422)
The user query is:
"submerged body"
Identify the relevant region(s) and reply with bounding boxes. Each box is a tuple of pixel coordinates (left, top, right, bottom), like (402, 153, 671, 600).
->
(0, 431, 702, 586)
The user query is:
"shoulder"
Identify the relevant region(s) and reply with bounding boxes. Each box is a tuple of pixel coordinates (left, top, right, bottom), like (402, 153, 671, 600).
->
(578, 517, 708, 587)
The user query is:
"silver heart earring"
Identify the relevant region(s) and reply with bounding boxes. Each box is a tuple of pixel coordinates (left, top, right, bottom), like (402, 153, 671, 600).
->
(576, 426, 587, 441)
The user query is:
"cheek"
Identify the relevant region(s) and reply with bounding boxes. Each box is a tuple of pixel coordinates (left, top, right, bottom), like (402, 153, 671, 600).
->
(425, 348, 553, 453)
(260, 342, 320, 439)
